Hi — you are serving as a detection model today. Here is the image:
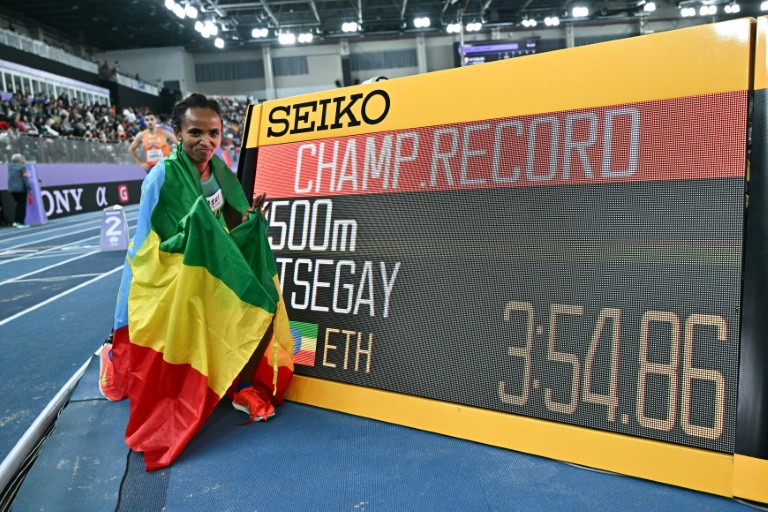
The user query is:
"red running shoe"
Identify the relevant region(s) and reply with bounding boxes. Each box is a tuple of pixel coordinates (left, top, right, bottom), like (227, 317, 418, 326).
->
(232, 386, 275, 424)
(99, 341, 125, 401)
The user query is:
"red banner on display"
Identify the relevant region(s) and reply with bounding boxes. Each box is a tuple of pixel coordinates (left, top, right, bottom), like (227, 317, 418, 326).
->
(254, 91, 746, 198)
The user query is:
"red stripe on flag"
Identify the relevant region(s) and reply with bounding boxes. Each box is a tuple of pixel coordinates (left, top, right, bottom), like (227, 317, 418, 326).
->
(252, 357, 293, 405)
(113, 327, 221, 471)
(254, 91, 747, 198)
(294, 350, 316, 367)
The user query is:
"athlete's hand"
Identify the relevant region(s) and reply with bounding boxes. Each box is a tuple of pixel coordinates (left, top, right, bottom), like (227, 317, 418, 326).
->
(250, 193, 270, 216)
(140, 163, 150, 172)
(243, 192, 271, 222)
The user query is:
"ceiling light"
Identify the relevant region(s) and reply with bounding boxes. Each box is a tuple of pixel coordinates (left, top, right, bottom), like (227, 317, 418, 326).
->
(195, 20, 204, 32)
(724, 3, 740, 12)
(762, 1, 768, 10)
(185, 5, 197, 18)
(572, 6, 589, 17)
(643, 2, 656, 12)
(544, 16, 560, 26)
(204, 21, 218, 35)
(466, 22, 482, 31)
(298, 32, 314, 43)
(214, 37, 224, 48)
(522, 18, 537, 27)
(342, 21, 360, 32)
(680, 6, 696, 16)
(446, 23, 461, 33)
(252, 28, 269, 38)
(414, 17, 430, 28)
(173, 4, 185, 18)
(279, 32, 296, 44)
(698, 5, 716, 15)
(165, 0, 175, 10)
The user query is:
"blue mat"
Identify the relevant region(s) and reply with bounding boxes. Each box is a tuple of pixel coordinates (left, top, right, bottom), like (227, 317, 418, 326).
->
(0, 273, 121, 463)
(13, 358, 130, 512)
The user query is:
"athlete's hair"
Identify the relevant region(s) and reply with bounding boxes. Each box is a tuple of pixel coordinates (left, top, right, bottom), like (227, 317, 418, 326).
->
(144, 110, 156, 118)
(171, 93, 222, 131)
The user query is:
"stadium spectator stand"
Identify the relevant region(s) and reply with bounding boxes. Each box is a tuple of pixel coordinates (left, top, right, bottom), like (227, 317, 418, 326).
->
(0, 90, 248, 166)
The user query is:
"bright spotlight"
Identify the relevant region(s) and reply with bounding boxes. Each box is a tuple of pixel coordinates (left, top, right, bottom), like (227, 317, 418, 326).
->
(298, 32, 314, 43)
(466, 22, 482, 31)
(195, 21, 204, 32)
(414, 17, 431, 28)
(342, 21, 360, 32)
(643, 2, 656, 11)
(279, 32, 296, 44)
(446, 23, 461, 33)
(173, 4, 185, 18)
(204, 21, 218, 35)
(572, 6, 589, 17)
(185, 5, 197, 18)
(165, 0, 175, 10)
(214, 37, 224, 48)
(544, 16, 560, 26)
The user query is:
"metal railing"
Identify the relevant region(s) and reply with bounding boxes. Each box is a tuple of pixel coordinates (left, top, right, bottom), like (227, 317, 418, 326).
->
(0, 132, 135, 165)
(0, 28, 160, 96)
(0, 29, 98, 75)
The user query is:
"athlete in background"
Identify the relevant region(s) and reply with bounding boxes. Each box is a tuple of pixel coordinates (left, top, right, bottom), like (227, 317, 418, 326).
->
(128, 111, 176, 172)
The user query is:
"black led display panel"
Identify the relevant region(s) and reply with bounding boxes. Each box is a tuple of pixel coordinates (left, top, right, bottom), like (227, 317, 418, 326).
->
(253, 91, 747, 454)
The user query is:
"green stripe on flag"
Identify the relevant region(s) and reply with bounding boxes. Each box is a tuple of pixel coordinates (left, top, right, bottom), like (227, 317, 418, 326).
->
(290, 320, 318, 339)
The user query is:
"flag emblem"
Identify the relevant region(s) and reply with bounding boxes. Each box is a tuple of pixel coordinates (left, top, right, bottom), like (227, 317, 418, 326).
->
(290, 321, 318, 367)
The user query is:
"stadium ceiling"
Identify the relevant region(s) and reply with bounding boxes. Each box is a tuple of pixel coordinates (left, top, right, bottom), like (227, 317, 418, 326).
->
(0, 0, 668, 51)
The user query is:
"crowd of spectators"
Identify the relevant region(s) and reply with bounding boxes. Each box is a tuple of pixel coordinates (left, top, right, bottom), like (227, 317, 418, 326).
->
(0, 91, 143, 142)
(0, 91, 250, 165)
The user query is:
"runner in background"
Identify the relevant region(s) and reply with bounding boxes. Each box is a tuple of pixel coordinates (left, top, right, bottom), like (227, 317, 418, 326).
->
(127, 110, 176, 172)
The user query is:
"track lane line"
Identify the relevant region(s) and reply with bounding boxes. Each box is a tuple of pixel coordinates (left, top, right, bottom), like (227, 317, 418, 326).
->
(0, 250, 102, 286)
(0, 214, 139, 250)
(0, 265, 123, 326)
(0, 222, 136, 266)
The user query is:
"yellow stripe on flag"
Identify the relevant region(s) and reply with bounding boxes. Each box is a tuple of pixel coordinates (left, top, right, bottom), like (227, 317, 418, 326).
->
(127, 231, 275, 397)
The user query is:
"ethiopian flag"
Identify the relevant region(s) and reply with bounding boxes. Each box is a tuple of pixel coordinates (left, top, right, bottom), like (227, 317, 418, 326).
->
(111, 145, 293, 471)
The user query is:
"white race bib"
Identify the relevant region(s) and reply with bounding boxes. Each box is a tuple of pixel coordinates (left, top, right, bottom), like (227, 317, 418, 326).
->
(146, 149, 163, 162)
(206, 188, 224, 213)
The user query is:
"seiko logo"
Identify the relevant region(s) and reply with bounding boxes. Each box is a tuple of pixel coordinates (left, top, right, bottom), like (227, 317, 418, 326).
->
(266, 89, 390, 138)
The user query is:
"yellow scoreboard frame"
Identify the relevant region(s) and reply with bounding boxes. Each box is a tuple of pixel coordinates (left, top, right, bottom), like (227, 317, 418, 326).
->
(237, 18, 768, 503)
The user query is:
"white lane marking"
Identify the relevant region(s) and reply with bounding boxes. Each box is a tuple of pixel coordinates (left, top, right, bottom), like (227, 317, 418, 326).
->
(8, 273, 103, 283)
(0, 235, 100, 266)
(0, 250, 101, 286)
(0, 221, 136, 266)
(0, 265, 123, 326)
(0, 212, 139, 248)
(0, 249, 36, 256)
(2, 205, 138, 239)
(1, 225, 103, 250)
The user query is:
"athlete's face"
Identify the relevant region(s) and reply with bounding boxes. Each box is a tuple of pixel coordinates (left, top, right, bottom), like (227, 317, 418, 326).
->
(145, 114, 157, 130)
(175, 107, 222, 169)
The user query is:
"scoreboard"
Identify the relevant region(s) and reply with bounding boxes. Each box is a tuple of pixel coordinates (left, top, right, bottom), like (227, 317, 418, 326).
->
(238, 18, 767, 503)
(453, 39, 538, 67)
